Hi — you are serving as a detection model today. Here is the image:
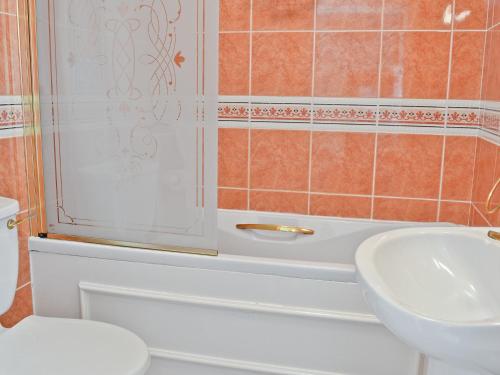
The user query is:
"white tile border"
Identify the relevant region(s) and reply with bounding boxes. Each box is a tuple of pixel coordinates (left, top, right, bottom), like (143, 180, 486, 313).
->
(0, 95, 22, 105)
(0, 127, 23, 138)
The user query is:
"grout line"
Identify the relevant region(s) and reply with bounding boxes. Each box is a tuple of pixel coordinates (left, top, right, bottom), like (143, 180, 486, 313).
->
(469, 132, 480, 214)
(479, 0, 491, 109)
(467, 201, 473, 226)
(246, 0, 254, 211)
(370, 0, 386, 219)
(437, 0, 457, 222)
(16, 281, 31, 292)
(306, 0, 318, 215)
(472, 202, 492, 226)
(219, 29, 478, 34)
(218, 187, 471, 203)
(467, 1, 491, 226)
(490, 2, 498, 30)
(488, 133, 500, 225)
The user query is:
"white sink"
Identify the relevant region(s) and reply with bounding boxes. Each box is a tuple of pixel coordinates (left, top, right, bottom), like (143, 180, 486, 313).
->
(355, 227, 500, 375)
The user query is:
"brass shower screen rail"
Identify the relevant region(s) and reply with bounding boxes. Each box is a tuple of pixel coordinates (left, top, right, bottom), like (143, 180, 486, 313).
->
(236, 224, 315, 235)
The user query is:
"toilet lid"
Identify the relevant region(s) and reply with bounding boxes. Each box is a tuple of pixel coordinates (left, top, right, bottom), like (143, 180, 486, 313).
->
(0, 316, 150, 375)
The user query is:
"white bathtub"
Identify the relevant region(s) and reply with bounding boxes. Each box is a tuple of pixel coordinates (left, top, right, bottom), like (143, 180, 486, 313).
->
(30, 210, 444, 375)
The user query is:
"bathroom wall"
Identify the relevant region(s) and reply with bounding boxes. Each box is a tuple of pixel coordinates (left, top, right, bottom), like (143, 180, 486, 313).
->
(470, 0, 500, 226)
(0, 0, 33, 327)
(218, 0, 489, 225)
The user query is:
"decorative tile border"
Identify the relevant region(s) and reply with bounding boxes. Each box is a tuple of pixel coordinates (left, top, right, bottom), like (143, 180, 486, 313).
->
(378, 105, 446, 127)
(481, 106, 500, 136)
(219, 97, 482, 129)
(0, 104, 24, 128)
(218, 102, 250, 122)
(447, 107, 481, 127)
(251, 102, 311, 123)
(313, 104, 377, 125)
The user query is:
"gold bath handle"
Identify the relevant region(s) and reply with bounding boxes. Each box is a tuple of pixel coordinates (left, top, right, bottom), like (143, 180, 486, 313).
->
(486, 178, 500, 214)
(236, 223, 314, 235)
(7, 212, 34, 230)
(488, 230, 500, 241)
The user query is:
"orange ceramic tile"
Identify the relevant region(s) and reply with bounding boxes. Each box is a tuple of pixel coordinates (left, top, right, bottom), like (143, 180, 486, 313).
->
(315, 0, 383, 30)
(218, 189, 248, 210)
(220, 0, 251, 31)
(311, 132, 375, 194)
(373, 198, 438, 222)
(481, 29, 492, 100)
(470, 204, 490, 226)
(0, 284, 32, 328)
(219, 33, 250, 96)
(490, 146, 500, 226)
(375, 134, 443, 199)
(472, 137, 496, 206)
(491, 210, 500, 227)
(0, 108, 28, 212)
(250, 129, 310, 191)
(441, 136, 476, 201)
(0, 137, 15, 196)
(0, 136, 26, 205)
(0, 0, 17, 14)
(218, 128, 249, 188)
(252, 32, 313, 97)
(454, 0, 488, 29)
(310, 194, 371, 218)
(494, 0, 500, 26)
(314, 32, 380, 98)
(487, 0, 495, 27)
(252, 0, 315, 30)
(17, 220, 30, 287)
(14, 136, 28, 210)
(482, 27, 500, 102)
(383, 0, 453, 30)
(439, 201, 471, 225)
(0, 12, 21, 95)
(476, 143, 500, 226)
(250, 190, 309, 214)
(380, 32, 451, 99)
(450, 32, 485, 100)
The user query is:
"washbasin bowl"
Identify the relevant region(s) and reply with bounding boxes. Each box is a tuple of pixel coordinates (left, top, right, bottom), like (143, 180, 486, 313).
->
(355, 227, 500, 375)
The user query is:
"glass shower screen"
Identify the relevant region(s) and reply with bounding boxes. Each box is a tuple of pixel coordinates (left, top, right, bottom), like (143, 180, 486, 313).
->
(36, 0, 218, 251)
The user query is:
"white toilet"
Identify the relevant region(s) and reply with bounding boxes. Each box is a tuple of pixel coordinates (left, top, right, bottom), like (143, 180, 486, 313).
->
(0, 197, 151, 375)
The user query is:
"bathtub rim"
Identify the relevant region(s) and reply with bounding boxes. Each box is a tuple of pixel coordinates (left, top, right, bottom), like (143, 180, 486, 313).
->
(29, 211, 457, 283)
(29, 236, 357, 282)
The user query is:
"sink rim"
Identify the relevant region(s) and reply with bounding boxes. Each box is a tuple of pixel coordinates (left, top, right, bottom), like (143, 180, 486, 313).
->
(355, 226, 500, 327)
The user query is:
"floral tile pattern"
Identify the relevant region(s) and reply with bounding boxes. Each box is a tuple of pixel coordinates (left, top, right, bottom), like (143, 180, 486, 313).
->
(0, 103, 23, 127)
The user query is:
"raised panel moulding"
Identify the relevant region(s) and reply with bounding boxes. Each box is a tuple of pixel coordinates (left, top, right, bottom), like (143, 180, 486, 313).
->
(149, 348, 347, 375)
(78, 281, 380, 324)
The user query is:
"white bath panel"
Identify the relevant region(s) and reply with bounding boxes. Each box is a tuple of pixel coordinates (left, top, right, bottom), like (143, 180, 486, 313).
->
(77, 280, 420, 375)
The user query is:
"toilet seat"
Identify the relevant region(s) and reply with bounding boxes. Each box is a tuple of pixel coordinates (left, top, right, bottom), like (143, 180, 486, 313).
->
(0, 315, 150, 375)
